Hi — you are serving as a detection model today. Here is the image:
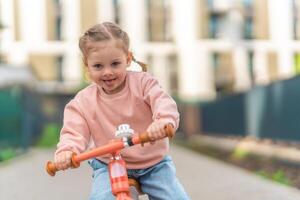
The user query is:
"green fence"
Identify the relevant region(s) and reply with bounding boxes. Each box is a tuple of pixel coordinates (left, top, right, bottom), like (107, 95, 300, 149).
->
(201, 75, 300, 141)
(0, 86, 23, 147)
(0, 85, 75, 149)
(0, 85, 41, 149)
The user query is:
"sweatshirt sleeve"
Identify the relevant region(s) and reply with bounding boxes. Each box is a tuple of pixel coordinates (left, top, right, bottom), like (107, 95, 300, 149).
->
(141, 73, 180, 130)
(55, 98, 90, 155)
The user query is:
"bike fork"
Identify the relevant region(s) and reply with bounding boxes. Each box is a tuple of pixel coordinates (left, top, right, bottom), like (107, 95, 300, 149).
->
(108, 152, 133, 200)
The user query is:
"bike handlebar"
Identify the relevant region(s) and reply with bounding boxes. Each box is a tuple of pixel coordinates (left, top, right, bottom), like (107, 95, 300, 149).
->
(46, 124, 174, 176)
(133, 124, 174, 145)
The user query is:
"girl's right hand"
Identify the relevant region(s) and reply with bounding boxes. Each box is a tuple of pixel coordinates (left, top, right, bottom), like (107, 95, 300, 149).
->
(54, 150, 74, 170)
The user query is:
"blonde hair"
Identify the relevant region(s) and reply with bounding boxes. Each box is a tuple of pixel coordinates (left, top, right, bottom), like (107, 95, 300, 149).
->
(79, 22, 147, 71)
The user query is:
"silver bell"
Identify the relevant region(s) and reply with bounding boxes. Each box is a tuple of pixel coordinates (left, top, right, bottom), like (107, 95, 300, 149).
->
(115, 124, 134, 138)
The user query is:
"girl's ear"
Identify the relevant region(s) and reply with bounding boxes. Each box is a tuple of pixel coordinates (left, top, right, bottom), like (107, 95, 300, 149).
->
(127, 52, 133, 66)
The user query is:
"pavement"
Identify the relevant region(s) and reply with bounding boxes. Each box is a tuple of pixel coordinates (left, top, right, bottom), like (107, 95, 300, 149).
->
(1, 144, 300, 200)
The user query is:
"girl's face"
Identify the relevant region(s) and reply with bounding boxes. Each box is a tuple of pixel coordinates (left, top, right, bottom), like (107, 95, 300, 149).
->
(85, 40, 131, 94)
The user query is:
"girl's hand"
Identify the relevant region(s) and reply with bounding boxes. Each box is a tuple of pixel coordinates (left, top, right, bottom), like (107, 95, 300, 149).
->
(147, 120, 170, 144)
(54, 150, 74, 170)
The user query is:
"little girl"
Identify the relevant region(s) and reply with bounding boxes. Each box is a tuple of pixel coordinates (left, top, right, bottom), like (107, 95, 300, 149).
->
(54, 22, 190, 200)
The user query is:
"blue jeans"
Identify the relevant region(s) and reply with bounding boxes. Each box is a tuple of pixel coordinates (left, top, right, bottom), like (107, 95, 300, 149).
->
(88, 156, 190, 200)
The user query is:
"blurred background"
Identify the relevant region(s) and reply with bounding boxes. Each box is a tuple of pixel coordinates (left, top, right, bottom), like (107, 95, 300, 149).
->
(1, 0, 300, 172)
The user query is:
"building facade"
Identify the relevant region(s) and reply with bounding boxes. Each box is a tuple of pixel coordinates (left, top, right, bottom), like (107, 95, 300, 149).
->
(0, 0, 300, 102)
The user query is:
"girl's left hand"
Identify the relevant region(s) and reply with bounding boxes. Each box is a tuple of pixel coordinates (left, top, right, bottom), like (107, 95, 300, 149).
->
(147, 120, 169, 144)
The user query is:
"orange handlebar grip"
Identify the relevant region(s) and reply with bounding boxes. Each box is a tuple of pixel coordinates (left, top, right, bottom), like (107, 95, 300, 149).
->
(164, 124, 175, 138)
(138, 132, 151, 145)
(46, 153, 80, 176)
(138, 124, 175, 145)
(46, 161, 58, 176)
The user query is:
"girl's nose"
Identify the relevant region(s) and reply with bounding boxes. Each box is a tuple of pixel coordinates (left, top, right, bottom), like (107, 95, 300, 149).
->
(103, 67, 113, 76)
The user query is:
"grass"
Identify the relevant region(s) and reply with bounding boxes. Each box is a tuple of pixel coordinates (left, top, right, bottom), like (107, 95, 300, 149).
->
(256, 169, 291, 186)
(0, 123, 60, 163)
(35, 123, 60, 148)
(0, 148, 17, 162)
(231, 148, 249, 160)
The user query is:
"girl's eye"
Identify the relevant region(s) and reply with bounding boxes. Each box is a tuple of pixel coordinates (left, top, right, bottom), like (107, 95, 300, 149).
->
(112, 62, 120, 67)
(93, 64, 103, 69)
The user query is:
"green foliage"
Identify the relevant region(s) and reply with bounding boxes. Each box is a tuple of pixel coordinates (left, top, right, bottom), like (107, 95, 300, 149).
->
(256, 170, 269, 178)
(256, 170, 290, 186)
(35, 123, 60, 148)
(271, 170, 290, 185)
(295, 54, 300, 74)
(0, 148, 16, 162)
(231, 148, 249, 160)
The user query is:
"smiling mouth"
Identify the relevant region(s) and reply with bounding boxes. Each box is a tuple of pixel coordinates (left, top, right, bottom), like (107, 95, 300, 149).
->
(103, 78, 116, 84)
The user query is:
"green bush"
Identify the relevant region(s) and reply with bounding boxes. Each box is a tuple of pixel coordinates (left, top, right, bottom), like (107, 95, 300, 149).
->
(256, 170, 290, 186)
(231, 148, 249, 160)
(295, 54, 300, 74)
(35, 123, 60, 148)
(0, 148, 16, 162)
(272, 170, 290, 185)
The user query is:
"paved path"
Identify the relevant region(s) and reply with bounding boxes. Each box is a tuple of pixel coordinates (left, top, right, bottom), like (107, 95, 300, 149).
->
(1, 145, 300, 200)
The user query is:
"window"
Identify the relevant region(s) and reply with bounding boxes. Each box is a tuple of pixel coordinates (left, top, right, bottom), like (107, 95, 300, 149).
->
(147, 0, 172, 41)
(242, 0, 253, 39)
(113, 0, 121, 24)
(247, 51, 255, 85)
(207, 0, 227, 39)
(212, 52, 235, 95)
(53, 0, 62, 40)
(56, 56, 63, 82)
(29, 54, 64, 81)
(293, 0, 300, 39)
(207, 0, 254, 40)
(47, 0, 63, 40)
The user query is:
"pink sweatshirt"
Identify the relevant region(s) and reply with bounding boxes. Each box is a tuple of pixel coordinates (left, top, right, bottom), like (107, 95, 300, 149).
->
(56, 71, 179, 169)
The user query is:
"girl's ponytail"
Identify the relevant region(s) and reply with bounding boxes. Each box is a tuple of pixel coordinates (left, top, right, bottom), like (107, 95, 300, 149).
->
(132, 55, 147, 72)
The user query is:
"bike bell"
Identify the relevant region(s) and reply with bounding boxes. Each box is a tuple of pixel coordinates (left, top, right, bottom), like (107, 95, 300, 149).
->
(115, 124, 134, 138)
